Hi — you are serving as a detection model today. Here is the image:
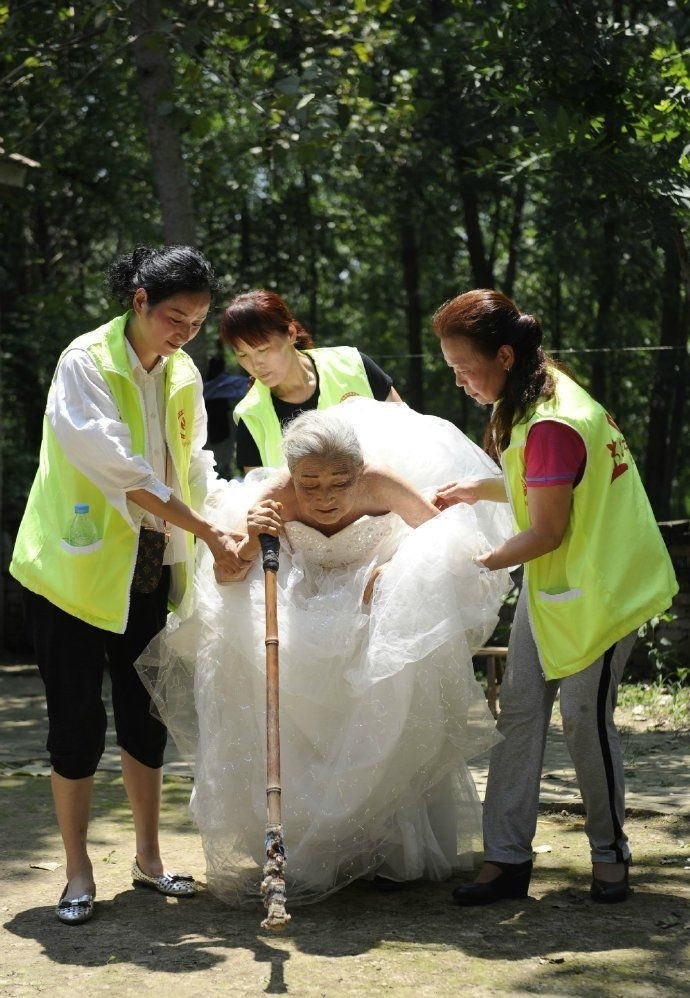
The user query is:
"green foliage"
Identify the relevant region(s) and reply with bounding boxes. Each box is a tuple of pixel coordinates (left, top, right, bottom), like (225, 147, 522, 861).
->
(1, 0, 689, 530)
(618, 674, 690, 732)
(636, 611, 684, 676)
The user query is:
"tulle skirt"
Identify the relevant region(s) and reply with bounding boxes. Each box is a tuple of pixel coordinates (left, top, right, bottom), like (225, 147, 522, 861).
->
(136, 399, 514, 903)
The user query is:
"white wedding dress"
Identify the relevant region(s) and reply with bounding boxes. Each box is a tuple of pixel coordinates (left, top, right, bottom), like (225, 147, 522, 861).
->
(136, 399, 514, 904)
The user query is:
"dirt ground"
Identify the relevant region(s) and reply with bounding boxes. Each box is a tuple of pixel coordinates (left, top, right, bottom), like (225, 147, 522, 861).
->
(1, 662, 689, 997)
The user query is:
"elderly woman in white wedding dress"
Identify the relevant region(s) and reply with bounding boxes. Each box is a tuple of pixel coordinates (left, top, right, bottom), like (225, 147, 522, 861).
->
(136, 399, 514, 903)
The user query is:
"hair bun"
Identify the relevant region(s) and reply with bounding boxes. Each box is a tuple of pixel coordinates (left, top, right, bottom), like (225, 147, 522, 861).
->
(516, 312, 542, 349)
(131, 246, 155, 270)
(105, 244, 218, 308)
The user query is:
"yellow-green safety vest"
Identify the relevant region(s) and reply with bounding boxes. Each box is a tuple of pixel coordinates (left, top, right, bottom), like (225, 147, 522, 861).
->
(10, 312, 199, 634)
(233, 346, 373, 467)
(502, 368, 677, 679)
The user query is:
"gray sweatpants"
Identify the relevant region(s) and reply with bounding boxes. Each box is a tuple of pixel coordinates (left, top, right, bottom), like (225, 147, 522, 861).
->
(483, 588, 637, 866)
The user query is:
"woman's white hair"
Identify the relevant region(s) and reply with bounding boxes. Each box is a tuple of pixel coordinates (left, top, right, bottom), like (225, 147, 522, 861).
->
(282, 410, 364, 473)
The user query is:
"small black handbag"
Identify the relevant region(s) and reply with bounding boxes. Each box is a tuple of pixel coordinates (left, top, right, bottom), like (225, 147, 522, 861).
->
(131, 526, 167, 594)
(131, 447, 171, 595)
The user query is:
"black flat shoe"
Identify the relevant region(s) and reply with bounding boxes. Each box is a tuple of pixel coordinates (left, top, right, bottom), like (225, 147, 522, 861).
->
(590, 858, 631, 904)
(452, 860, 532, 907)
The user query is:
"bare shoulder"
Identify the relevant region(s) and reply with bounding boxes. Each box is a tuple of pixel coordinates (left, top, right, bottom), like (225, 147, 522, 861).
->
(256, 471, 291, 503)
(255, 471, 301, 520)
(361, 462, 437, 527)
(254, 468, 287, 495)
(361, 461, 401, 494)
(361, 461, 423, 497)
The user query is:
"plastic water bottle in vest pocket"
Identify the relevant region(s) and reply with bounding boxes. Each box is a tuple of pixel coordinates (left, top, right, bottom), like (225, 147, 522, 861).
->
(67, 504, 99, 546)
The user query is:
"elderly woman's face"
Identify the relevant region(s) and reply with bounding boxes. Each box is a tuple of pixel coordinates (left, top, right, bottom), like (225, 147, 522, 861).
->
(292, 456, 362, 526)
(441, 336, 510, 405)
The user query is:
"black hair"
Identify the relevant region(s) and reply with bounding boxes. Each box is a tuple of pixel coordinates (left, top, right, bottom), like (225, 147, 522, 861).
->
(106, 245, 221, 308)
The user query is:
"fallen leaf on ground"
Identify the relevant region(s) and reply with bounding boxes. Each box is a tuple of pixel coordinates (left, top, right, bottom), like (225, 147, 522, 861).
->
(655, 915, 681, 930)
(29, 861, 61, 871)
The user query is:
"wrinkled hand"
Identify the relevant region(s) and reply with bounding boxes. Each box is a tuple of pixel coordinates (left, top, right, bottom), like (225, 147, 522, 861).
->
(247, 499, 283, 540)
(363, 565, 384, 605)
(206, 527, 248, 585)
(214, 500, 284, 583)
(433, 480, 479, 510)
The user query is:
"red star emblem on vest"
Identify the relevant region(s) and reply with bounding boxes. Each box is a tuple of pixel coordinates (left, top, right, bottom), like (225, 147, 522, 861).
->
(605, 414, 629, 483)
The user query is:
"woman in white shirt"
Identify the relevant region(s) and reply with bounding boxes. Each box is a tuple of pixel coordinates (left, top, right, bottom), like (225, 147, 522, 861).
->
(11, 245, 246, 925)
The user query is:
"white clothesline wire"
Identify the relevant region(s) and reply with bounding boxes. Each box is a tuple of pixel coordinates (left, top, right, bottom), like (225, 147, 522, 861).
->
(374, 345, 687, 360)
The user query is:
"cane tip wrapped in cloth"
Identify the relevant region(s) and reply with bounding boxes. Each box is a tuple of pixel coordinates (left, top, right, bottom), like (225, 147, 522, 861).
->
(259, 532, 291, 930)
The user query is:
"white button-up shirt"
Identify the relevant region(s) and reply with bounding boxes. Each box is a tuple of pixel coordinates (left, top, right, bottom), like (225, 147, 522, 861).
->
(47, 337, 217, 568)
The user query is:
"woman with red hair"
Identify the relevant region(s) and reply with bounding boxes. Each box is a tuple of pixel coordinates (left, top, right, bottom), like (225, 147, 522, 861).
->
(220, 290, 401, 473)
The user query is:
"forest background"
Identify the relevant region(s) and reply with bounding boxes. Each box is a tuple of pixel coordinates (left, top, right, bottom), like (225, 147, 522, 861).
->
(1, 0, 689, 648)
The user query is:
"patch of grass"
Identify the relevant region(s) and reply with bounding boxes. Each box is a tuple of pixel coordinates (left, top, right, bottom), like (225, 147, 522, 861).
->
(619, 674, 690, 732)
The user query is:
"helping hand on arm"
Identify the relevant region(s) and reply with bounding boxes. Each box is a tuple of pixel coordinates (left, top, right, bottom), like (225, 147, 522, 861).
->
(433, 476, 508, 509)
(211, 498, 285, 585)
(127, 488, 247, 579)
(474, 483, 573, 571)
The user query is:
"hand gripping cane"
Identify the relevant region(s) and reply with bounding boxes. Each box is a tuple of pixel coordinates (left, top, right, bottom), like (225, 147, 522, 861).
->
(258, 533, 291, 930)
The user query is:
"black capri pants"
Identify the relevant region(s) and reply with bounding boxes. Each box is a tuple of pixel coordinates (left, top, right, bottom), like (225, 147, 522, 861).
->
(24, 568, 170, 780)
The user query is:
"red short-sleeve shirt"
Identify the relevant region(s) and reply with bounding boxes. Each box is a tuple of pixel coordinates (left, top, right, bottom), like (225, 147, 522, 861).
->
(524, 420, 586, 488)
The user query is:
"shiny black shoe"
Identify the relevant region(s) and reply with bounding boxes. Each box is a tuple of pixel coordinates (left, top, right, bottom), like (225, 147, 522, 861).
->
(451, 860, 533, 907)
(590, 858, 631, 904)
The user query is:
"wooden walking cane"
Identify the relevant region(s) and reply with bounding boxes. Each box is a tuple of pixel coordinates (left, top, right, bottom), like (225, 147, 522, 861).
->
(259, 533, 291, 930)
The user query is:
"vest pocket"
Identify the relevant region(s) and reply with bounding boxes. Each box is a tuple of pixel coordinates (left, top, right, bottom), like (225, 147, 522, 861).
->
(537, 587, 582, 603)
(59, 539, 104, 555)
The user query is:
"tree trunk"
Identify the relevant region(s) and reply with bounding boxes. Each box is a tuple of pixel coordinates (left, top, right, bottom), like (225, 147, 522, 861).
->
(400, 218, 424, 412)
(302, 170, 319, 337)
(488, 196, 503, 276)
(644, 217, 689, 518)
(440, 51, 493, 290)
(130, 1, 203, 363)
(238, 194, 252, 288)
(590, 211, 618, 406)
(504, 177, 526, 298)
(458, 174, 494, 289)
(550, 270, 562, 353)
(131, 0, 196, 246)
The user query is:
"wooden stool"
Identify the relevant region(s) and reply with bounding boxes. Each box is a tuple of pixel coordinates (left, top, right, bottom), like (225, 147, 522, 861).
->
(473, 646, 508, 718)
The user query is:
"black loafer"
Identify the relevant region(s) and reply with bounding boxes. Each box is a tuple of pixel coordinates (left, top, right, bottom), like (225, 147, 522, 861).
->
(591, 858, 630, 904)
(452, 860, 533, 907)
